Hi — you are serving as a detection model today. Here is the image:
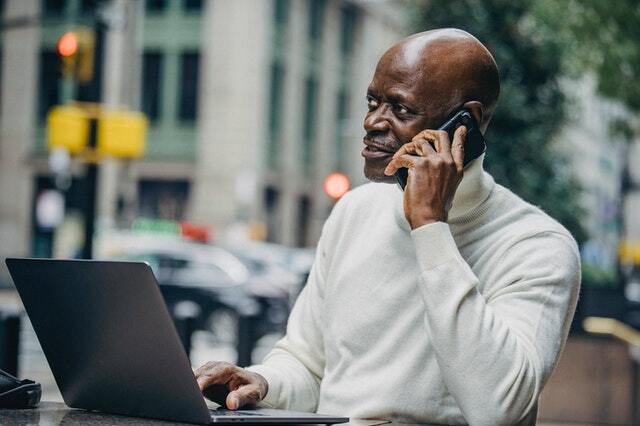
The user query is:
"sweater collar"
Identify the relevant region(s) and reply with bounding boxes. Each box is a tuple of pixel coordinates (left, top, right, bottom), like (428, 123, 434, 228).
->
(392, 153, 495, 229)
(448, 154, 495, 222)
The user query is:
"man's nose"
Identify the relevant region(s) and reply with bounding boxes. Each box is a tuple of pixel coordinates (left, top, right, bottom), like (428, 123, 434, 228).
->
(363, 104, 391, 133)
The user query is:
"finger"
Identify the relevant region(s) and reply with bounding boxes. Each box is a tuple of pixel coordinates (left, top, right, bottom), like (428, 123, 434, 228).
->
(195, 362, 226, 390)
(226, 392, 240, 410)
(194, 362, 212, 379)
(410, 131, 439, 153)
(195, 362, 237, 390)
(420, 129, 451, 153)
(395, 139, 436, 159)
(413, 139, 437, 157)
(384, 154, 418, 175)
(227, 384, 263, 410)
(451, 125, 467, 171)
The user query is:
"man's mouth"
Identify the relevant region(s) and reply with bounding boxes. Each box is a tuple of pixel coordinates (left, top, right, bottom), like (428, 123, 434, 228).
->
(362, 145, 394, 160)
(362, 139, 396, 160)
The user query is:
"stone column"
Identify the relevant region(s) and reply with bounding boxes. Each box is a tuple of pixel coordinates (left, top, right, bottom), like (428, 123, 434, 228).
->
(277, 0, 306, 247)
(308, 3, 341, 244)
(0, 0, 39, 283)
(189, 0, 271, 236)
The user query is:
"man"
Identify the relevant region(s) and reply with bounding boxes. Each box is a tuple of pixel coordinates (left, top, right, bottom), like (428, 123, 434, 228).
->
(195, 29, 580, 425)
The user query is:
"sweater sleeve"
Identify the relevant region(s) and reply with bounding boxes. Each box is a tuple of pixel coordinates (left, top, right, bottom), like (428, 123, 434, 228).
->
(245, 223, 331, 412)
(411, 222, 580, 426)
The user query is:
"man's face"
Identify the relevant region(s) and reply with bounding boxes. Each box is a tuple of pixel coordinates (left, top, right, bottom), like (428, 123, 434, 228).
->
(362, 52, 454, 182)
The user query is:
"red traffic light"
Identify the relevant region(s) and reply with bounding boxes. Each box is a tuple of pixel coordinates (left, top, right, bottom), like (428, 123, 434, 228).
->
(323, 172, 350, 199)
(57, 32, 78, 57)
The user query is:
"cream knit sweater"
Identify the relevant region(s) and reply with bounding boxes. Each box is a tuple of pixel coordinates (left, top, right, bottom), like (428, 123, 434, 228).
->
(248, 156, 581, 425)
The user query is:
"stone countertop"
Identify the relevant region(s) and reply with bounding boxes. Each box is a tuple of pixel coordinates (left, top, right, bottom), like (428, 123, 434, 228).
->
(0, 402, 391, 425)
(0, 402, 189, 425)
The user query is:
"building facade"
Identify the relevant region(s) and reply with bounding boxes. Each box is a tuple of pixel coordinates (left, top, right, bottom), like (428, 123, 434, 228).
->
(0, 0, 409, 285)
(189, 0, 407, 246)
(558, 76, 629, 276)
(1, 0, 638, 288)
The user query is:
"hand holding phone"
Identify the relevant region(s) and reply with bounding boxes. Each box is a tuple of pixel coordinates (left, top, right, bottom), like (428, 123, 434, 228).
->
(394, 109, 485, 190)
(383, 112, 476, 229)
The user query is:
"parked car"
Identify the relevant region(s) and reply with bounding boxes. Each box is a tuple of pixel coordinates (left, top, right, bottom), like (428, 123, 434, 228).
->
(97, 231, 292, 347)
(221, 241, 315, 304)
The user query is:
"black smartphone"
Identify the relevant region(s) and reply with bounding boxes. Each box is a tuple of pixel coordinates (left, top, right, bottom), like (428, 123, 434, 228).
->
(395, 109, 486, 190)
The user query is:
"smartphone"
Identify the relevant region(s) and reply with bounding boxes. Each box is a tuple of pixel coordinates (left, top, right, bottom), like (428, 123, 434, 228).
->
(395, 109, 486, 190)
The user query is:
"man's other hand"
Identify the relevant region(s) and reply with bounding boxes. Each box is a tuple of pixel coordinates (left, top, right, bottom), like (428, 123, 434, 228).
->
(384, 126, 466, 229)
(194, 361, 268, 410)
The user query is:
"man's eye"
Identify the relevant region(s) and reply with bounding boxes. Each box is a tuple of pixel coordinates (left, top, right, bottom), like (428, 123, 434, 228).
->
(366, 96, 379, 110)
(394, 104, 409, 115)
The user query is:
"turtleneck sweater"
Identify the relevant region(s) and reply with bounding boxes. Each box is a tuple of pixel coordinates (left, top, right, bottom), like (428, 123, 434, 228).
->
(247, 156, 581, 425)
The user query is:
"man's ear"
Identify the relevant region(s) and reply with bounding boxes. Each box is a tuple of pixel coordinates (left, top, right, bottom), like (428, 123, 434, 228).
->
(462, 101, 484, 127)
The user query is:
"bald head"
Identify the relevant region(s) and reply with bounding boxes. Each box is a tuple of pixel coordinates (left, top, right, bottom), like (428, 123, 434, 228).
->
(376, 28, 500, 129)
(362, 29, 500, 182)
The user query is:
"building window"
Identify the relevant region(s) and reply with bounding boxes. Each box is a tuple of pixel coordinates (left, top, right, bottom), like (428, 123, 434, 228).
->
(308, 0, 326, 47)
(335, 88, 349, 171)
(38, 51, 61, 122)
(340, 4, 358, 58)
(80, 0, 98, 16)
(302, 76, 318, 173)
(273, 0, 290, 47)
(145, 0, 167, 13)
(274, 0, 290, 26)
(42, 0, 65, 16)
(178, 51, 200, 122)
(267, 61, 285, 169)
(183, 0, 202, 12)
(138, 180, 190, 221)
(141, 51, 163, 123)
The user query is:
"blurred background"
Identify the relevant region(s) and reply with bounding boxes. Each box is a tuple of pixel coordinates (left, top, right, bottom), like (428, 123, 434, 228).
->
(0, 0, 638, 424)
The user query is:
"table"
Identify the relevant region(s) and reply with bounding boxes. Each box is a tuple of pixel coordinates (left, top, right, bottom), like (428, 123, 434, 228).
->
(0, 402, 391, 425)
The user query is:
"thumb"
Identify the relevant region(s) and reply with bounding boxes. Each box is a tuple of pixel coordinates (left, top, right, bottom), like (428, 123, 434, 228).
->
(226, 385, 262, 410)
(226, 391, 241, 410)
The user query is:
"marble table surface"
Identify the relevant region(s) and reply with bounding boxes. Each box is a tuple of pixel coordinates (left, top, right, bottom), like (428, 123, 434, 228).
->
(0, 402, 392, 425)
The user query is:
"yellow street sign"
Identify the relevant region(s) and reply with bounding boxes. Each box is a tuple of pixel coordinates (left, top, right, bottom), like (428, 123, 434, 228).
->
(47, 105, 90, 154)
(619, 241, 640, 265)
(98, 111, 148, 159)
(46, 104, 147, 160)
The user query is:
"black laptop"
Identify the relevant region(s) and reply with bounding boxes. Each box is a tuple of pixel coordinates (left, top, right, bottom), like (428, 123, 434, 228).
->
(6, 258, 348, 424)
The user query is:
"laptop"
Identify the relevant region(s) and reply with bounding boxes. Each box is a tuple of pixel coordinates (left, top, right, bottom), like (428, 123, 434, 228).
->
(6, 258, 348, 425)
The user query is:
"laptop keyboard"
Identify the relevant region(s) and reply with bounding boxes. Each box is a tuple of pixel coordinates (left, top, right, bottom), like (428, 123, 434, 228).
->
(211, 409, 266, 417)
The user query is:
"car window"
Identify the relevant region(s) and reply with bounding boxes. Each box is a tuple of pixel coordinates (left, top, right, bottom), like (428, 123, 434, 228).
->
(159, 256, 188, 270)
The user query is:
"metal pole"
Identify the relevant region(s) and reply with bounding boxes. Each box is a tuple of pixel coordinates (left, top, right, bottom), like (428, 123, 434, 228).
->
(79, 15, 105, 259)
(81, 118, 98, 259)
(236, 314, 257, 367)
(0, 310, 20, 376)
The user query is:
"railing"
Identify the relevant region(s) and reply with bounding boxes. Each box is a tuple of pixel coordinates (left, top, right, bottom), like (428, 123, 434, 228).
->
(582, 316, 640, 424)
(583, 316, 640, 347)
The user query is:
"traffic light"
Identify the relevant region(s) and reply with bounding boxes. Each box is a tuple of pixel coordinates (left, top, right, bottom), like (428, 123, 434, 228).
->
(323, 172, 350, 200)
(56, 28, 95, 83)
